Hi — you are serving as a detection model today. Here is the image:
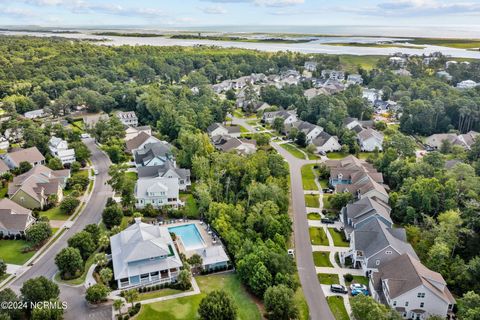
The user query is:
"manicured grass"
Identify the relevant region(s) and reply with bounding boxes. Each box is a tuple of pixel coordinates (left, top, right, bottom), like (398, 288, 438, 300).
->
(323, 194, 332, 210)
(280, 143, 305, 159)
(233, 109, 245, 118)
(0, 186, 7, 198)
(305, 194, 319, 208)
(307, 212, 321, 220)
(327, 296, 349, 320)
(40, 206, 70, 221)
(319, 179, 329, 189)
(136, 288, 185, 301)
(312, 251, 333, 267)
(0, 240, 36, 265)
(301, 164, 318, 191)
(328, 228, 349, 247)
(180, 193, 199, 218)
(317, 273, 340, 285)
(344, 275, 369, 287)
(137, 273, 260, 320)
(326, 152, 371, 160)
(309, 227, 329, 246)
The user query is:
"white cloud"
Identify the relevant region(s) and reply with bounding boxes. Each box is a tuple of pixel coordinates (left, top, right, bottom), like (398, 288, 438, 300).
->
(200, 5, 227, 14)
(0, 6, 37, 17)
(200, 0, 304, 7)
(254, 0, 304, 7)
(340, 0, 480, 16)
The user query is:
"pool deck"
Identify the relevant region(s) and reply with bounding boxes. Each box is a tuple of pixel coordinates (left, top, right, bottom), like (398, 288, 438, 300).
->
(166, 220, 218, 258)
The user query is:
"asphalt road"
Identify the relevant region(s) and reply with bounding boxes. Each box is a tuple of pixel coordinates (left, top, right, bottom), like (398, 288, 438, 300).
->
(271, 142, 335, 320)
(9, 138, 113, 320)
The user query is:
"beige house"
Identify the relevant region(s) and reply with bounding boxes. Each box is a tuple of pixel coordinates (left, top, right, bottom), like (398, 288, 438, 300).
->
(8, 165, 70, 210)
(4, 147, 45, 169)
(0, 198, 36, 235)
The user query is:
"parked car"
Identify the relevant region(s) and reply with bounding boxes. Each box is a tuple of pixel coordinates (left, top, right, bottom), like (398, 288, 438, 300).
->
(330, 284, 348, 294)
(323, 188, 334, 194)
(350, 283, 369, 296)
(94, 169, 99, 175)
(287, 249, 295, 258)
(318, 150, 326, 156)
(321, 218, 334, 224)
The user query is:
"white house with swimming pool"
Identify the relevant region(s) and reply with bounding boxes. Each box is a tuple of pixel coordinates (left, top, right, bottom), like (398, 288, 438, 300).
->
(110, 218, 183, 289)
(168, 223, 230, 272)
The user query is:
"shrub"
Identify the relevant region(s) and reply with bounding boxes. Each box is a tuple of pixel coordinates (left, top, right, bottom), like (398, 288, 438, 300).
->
(85, 284, 110, 304)
(60, 196, 80, 215)
(344, 273, 353, 282)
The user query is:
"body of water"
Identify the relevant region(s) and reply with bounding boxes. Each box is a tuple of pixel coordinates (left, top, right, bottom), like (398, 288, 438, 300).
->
(2, 30, 480, 59)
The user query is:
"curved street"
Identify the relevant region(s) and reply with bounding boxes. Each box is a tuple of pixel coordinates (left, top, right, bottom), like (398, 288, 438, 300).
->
(270, 142, 335, 320)
(9, 138, 113, 320)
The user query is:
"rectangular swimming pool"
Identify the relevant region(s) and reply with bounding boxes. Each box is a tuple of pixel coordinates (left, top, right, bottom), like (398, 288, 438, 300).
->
(168, 224, 206, 251)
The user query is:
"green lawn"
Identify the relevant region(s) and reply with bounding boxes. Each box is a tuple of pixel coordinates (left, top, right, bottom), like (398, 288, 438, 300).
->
(0, 185, 7, 198)
(180, 193, 199, 218)
(301, 164, 318, 191)
(327, 152, 371, 160)
(319, 179, 329, 189)
(305, 194, 319, 208)
(307, 212, 321, 220)
(338, 55, 385, 72)
(328, 228, 349, 247)
(136, 288, 185, 301)
(137, 273, 261, 320)
(40, 206, 70, 221)
(280, 143, 305, 159)
(344, 275, 369, 287)
(327, 296, 349, 320)
(309, 227, 329, 246)
(312, 251, 333, 267)
(0, 240, 36, 265)
(317, 273, 340, 285)
(323, 194, 332, 210)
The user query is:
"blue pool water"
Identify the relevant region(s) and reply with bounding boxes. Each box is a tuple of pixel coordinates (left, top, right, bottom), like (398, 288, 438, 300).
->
(168, 224, 206, 251)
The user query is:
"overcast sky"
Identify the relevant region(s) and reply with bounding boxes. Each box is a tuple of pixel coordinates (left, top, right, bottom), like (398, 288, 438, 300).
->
(0, 0, 479, 28)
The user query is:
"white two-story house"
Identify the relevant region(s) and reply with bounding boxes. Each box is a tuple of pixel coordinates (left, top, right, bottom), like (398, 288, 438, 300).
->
(370, 253, 455, 320)
(49, 137, 76, 165)
(135, 177, 182, 209)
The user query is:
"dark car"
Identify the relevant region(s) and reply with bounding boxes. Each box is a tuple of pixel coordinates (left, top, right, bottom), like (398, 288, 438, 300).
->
(321, 218, 334, 224)
(330, 284, 348, 294)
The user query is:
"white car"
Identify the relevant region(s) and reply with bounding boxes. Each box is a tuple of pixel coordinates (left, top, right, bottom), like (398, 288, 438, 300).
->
(287, 249, 295, 257)
(94, 169, 99, 175)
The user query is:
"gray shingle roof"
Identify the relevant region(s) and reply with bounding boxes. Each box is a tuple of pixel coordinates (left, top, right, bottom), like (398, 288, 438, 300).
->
(372, 254, 455, 303)
(134, 142, 174, 166)
(353, 218, 418, 260)
(0, 198, 34, 232)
